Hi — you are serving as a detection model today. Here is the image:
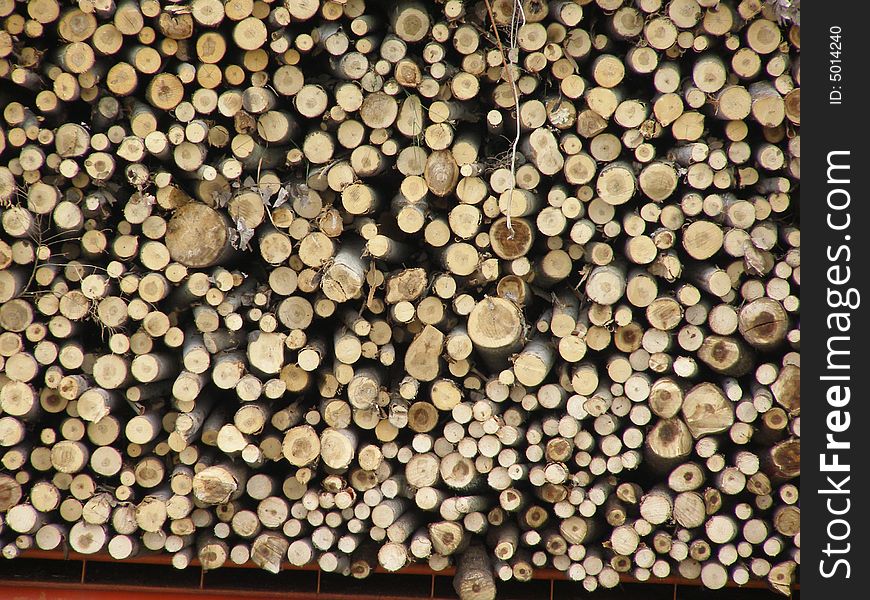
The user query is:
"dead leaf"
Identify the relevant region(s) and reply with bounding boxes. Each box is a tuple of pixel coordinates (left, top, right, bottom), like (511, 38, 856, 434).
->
(230, 217, 255, 251)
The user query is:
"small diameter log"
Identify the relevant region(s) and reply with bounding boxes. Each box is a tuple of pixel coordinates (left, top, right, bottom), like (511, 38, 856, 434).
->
(513, 338, 555, 388)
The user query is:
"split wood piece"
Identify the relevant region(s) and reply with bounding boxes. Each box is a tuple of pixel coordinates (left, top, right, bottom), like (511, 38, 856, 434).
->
(321, 428, 357, 472)
(321, 240, 367, 303)
(251, 532, 289, 574)
(682, 383, 734, 438)
(192, 464, 247, 505)
(405, 325, 445, 383)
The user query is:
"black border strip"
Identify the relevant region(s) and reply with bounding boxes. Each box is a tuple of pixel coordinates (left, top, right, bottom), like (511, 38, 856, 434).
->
(803, 1, 867, 597)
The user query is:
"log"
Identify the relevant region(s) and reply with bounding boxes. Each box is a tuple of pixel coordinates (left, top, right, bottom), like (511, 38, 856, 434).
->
(467, 297, 525, 369)
(166, 203, 232, 268)
(454, 544, 496, 600)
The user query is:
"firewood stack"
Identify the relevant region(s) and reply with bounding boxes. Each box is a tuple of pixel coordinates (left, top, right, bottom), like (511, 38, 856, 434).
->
(0, 0, 799, 596)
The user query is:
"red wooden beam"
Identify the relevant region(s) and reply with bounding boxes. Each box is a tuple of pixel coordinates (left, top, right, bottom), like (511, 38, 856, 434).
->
(0, 581, 460, 600)
(12, 550, 787, 591)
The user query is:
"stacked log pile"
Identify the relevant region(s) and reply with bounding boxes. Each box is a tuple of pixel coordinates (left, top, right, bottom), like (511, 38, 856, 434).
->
(0, 0, 799, 597)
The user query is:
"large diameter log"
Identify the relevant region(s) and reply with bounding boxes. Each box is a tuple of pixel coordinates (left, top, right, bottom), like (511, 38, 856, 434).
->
(440, 452, 480, 492)
(489, 218, 534, 261)
(391, 1, 432, 43)
(467, 297, 525, 369)
(425, 150, 460, 198)
(69, 521, 107, 554)
(0, 475, 23, 511)
(596, 162, 637, 205)
(385, 268, 428, 304)
(682, 220, 724, 260)
(738, 298, 789, 349)
(282, 425, 321, 467)
(762, 438, 800, 482)
(166, 203, 233, 268)
(698, 336, 754, 376)
(586, 266, 627, 305)
(645, 418, 693, 472)
(247, 332, 285, 376)
(429, 520, 467, 556)
(639, 162, 679, 202)
(320, 428, 357, 471)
